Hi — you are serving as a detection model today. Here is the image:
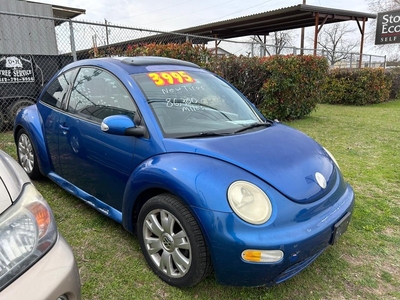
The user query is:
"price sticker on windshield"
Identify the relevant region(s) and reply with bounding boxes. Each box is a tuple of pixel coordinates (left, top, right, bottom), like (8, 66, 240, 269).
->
(148, 71, 195, 86)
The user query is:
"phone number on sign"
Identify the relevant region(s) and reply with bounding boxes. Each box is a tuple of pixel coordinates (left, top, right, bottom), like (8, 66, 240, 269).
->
(0, 77, 35, 83)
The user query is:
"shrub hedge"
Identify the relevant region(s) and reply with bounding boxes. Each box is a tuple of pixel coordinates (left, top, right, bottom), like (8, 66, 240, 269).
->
(385, 68, 400, 99)
(205, 56, 270, 107)
(207, 55, 329, 120)
(124, 42, 212, 67)
(320, 68, 391, 105)
(259, 55, 329, 120)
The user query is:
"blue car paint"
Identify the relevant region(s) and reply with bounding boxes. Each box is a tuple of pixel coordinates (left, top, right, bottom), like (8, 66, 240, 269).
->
(191, 169, 354, 286)
(161, 124, 335, 203)
(14, 57, 355, 287)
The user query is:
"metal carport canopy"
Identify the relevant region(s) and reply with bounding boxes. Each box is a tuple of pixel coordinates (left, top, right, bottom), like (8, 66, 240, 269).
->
(175, 4, 375, 39)
(174, 4, 375, 67)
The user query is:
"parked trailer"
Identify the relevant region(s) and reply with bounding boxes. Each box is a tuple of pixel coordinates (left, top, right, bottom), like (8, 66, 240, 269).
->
(0, 54, 73, 130)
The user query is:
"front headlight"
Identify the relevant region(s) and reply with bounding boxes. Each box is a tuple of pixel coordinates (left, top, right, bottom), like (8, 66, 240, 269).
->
(227, 181, 272, 225)
(0, 183, 57, 290)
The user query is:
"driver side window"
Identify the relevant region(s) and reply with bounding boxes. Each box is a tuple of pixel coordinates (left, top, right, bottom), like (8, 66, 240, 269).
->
(68, 67, 136, 121)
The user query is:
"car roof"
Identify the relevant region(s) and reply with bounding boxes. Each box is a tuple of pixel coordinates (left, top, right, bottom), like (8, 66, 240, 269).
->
(64, 56, 201, 75)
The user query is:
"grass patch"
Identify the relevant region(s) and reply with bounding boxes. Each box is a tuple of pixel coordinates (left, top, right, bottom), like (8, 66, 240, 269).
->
(1, 100, 399, 299)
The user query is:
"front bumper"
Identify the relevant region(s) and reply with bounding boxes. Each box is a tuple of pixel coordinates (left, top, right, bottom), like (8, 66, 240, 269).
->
(0, 235, 81, 300)
(193, 183, 355, 286)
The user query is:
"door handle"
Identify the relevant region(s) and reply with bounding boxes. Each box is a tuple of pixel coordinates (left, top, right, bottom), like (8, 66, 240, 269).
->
(59, 123, 70, 134)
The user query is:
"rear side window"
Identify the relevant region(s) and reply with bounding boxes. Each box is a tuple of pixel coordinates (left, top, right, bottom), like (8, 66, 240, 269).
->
(67, 67, 136, 122)
(41, 71, 72, 108)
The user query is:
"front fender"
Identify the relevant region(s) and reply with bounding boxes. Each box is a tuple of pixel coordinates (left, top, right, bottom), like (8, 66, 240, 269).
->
(122, 152, 266, 232)
(14, 105, 52, 176)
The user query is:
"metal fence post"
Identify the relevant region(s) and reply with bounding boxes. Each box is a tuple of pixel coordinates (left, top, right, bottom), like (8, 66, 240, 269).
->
(105, 19, 109, 45)
(69, 20, 77, 62)
(350, 53, 353, 68)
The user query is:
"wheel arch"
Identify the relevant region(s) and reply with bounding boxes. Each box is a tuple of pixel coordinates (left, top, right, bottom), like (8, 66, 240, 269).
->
(126, 187, 168, 234)
(121, 153, 250, 244)
(14, 105, 52, 176)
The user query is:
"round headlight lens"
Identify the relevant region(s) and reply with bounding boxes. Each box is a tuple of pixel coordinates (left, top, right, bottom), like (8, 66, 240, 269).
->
(227, 181, 272, 225)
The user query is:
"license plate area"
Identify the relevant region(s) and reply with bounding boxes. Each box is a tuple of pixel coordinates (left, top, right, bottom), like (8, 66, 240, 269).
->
(331, 212, 352, 245)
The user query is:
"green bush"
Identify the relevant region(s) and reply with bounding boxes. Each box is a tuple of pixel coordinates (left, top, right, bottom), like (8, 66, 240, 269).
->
(124, 42, 212, 67)
(205, 56, 270, 107)
(385, 68, 400, 99)
(259, 55, 329, 120)
(321, 68, 392, 105)
(92, 42, 212, 67)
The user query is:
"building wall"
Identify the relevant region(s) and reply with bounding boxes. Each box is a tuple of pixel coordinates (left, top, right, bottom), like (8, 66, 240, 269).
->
(0, 0, 58, 55)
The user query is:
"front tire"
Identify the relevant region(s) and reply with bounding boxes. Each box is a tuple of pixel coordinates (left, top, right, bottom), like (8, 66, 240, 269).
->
(137, 194, 212, 287)
(16, 129, 41, 179)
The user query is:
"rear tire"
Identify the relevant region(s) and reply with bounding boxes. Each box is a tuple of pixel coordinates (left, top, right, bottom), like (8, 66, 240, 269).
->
(16, 128, 41, 179)
(137, 194, 212, 287)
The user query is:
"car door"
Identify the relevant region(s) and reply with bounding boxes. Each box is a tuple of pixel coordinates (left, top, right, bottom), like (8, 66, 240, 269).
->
(57, 67, 138, 211)
(39, 69, 76, 175)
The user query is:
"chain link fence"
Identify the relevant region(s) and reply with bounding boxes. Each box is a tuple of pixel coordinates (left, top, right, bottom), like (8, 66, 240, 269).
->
(0, 10, 386, 132)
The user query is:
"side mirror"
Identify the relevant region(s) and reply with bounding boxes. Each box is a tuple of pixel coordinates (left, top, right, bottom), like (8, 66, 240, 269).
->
(101, 115, 146, 137)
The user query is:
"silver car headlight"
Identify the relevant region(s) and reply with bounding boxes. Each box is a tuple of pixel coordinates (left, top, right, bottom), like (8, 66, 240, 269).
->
(0, 183, 57, 290)
(227, 181, 272, 225)
(323, 147, 340, 169)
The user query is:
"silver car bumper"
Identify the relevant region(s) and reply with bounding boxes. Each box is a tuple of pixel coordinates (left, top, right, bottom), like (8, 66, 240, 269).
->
(0, 235, 81, 300)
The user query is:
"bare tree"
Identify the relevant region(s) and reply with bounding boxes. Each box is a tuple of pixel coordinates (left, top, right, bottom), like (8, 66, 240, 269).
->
(316, 23, 359, 66)
(368, 0, 400, 11)
(249, 31, 294, 57)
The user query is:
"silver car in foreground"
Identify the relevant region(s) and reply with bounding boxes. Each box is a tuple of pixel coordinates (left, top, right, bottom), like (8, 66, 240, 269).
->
(0, 149, 81, 300)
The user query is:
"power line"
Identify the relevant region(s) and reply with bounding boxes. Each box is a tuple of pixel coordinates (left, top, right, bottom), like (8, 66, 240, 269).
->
(110, 0, 194, 22)
(207, 0, 271, 22)
(137, 0, 235, 27)
(133, 0, 271, 25)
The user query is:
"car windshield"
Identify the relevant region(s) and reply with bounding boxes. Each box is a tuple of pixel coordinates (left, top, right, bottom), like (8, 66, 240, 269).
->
(132, 70, 265, 138)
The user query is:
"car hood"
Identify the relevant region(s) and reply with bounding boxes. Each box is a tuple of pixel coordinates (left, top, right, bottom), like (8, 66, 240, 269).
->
(0, 151, 30, 213)
(162, 123, 336, 203)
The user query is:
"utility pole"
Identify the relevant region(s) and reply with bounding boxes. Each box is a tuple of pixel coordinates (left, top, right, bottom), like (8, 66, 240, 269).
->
(300, 0, 306, 55)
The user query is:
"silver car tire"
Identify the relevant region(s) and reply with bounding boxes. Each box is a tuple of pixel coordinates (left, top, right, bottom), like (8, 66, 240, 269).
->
(137, 193, 212, 287)
(17, 129, 41, 179)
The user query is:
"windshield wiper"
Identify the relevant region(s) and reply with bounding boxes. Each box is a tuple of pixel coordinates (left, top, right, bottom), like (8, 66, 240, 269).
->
(233, 122, 272, 134)
(177, 132, 231, 139)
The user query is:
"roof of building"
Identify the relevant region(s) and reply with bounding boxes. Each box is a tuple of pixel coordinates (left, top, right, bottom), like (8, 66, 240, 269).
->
(50, 4, 85, 20)
(174, 4, 376, 39)
(27, 1, 85, 25)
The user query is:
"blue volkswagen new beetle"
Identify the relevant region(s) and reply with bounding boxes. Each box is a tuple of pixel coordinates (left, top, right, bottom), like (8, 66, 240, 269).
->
(14, 56, 354, 287)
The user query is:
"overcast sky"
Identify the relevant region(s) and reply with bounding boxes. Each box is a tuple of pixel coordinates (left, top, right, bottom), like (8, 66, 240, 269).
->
(33, 0, 371, 31)
(30, 0, 379, 53)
